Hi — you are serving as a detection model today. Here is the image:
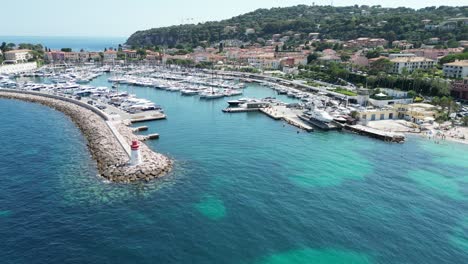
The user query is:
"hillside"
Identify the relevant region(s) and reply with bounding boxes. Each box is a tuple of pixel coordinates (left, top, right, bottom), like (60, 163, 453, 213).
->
(126, 5, 468, 48)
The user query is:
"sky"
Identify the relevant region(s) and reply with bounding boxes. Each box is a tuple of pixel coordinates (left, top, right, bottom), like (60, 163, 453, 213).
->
(0, 0, 464, 37)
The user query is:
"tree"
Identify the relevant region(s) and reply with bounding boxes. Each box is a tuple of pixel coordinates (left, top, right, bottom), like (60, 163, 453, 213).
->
(407, 90, 417, 99)
(447, 39, 459, 48)
(307, 53, 319, 64)
(369, 58, 393, 75)
(61, 48, 72, 52)
(136, 49, 147, 57)
(275, 45, 279, 52)
(0, 42, 6, 52)
(218, 42, 224, 53)
(366, 49, 381, 59)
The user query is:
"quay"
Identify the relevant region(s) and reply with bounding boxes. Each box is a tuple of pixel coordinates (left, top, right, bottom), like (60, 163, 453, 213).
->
(138, 133, 160, 141)
(260, 105, 314, 132)
(222, 107, 260, 113)
(130, 113, 166, 123)
(283, 116, 314, 132)
(133, 126, 149, 132)
(223, 104, 314, 132)
(0, 89, 172, 183)
(298, 115, 341, 131)
(344, 124, 405, 143)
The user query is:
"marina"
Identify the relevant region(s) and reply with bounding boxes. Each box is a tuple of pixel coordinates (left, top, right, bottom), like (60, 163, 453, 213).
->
(1, 65, 409, 142)
(2, 3, 468, 264)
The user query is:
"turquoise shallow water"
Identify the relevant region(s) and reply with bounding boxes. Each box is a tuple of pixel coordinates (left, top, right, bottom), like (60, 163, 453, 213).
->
(1, 74, 468, 263)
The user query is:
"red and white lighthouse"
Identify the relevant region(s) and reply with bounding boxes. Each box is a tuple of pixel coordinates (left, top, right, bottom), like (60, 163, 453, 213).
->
(130, 140, 142, 166)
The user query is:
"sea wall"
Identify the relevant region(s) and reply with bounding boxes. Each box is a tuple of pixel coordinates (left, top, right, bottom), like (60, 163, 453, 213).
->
(0, 89, 172, 183)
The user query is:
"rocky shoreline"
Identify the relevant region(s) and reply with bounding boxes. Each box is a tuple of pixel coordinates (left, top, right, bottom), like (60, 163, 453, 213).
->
(0, 90, 172, 183)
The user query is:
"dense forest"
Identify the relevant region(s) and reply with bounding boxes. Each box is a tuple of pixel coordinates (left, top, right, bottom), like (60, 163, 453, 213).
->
(126, 5, 468, 48)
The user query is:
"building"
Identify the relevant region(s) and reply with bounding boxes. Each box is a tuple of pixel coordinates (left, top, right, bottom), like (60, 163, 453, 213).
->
(368, 88, 413, 107)
(245, 28, 255, 35)
(390, 57, 435, 74)
(4, 49, 32, 62)
(103, 50, 117, 62)
(123, 50, 138, 59)
(346, 38, 388, 49)
(451, 79, 468, 100)
(443, 60, 468, 79)
(63, 52, 80, 62)
(407, 48, 463, 60)
(357, 103, 436, 124)
(308, 33, 320, 40)
(388, 53, 416, 59)
(392, 40, 414, 50)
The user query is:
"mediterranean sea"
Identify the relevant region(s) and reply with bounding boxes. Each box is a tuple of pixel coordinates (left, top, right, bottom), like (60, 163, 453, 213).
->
(0, 36, 126, 51)
(1, 74, 468, 263)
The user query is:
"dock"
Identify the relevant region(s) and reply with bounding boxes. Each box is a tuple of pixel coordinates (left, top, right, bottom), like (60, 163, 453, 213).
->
(132, 126, 149, 132)
(130, 113, 166, 123)
(223, 105, 313, 132)
(222, 107, 260, 113)
(283, 116, 314, 132)
(138, 133, 160, 141)
(298, 115, 341, 131)
(344, 124, 405, 143)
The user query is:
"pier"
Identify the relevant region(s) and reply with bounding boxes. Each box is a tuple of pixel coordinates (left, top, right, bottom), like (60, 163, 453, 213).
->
(223, 104, 314, 132)
(344, 124, 405, 143)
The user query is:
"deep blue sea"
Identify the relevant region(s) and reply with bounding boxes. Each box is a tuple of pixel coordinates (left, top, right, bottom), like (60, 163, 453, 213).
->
(1, 74, 468, 263)
(0, 36, 126, 51)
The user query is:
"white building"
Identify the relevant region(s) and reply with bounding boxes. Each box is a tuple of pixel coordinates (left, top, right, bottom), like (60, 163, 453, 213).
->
(443, 60, 468, 79)
(388, 53, 416, 59)
(390, 57, 435, 74)
(3, 49, 32, 62)
(103, 50, 117, 62)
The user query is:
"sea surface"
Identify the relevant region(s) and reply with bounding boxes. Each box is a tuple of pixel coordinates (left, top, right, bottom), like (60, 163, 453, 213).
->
(1, 74, 468, 263)
(0, 36, 126, 51)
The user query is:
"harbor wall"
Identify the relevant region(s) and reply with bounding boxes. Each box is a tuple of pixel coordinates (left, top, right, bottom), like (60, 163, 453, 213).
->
(0, 62, 37, 74)
(0, 89, 172, 183)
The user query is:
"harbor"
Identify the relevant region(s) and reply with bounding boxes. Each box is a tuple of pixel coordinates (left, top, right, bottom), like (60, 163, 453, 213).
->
(0, 64, 417, 143)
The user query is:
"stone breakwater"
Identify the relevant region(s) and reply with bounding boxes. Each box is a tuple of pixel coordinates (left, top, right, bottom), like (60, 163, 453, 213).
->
(0, 90, 172, 183)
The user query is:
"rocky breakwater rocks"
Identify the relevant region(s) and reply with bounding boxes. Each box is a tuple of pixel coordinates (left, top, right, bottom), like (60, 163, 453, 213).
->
(0, 91, 172, 183)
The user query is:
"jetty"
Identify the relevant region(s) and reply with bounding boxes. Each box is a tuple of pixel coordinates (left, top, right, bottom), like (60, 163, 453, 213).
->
(0, 89, 172, 183)
(344, 124, 405, 143)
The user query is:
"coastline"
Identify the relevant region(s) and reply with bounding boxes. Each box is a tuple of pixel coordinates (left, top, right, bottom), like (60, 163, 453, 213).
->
(0, 90, 172, 183)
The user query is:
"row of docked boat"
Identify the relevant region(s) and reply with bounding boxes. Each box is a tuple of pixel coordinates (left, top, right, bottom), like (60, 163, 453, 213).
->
(107, 73, 244, 100)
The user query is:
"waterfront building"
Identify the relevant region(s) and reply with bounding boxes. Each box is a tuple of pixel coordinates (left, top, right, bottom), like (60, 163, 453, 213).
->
(63, 52, 80, 62)
(368, 88, 413, 107)
(123, 50, 138, 59)
(390, 57, 435, 74)
(103, 50, 117, 63)
(443, 60, 468, 78)
(357, 103, 436, 124)
(451, 79, 468, 100)
(4, 49, 32, 63)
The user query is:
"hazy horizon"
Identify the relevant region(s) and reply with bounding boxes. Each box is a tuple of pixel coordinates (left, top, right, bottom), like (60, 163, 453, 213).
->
(1, 0, 465, 37)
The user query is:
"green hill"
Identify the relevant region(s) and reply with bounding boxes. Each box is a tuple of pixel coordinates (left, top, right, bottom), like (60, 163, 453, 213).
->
(126, 5, 468, 48)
